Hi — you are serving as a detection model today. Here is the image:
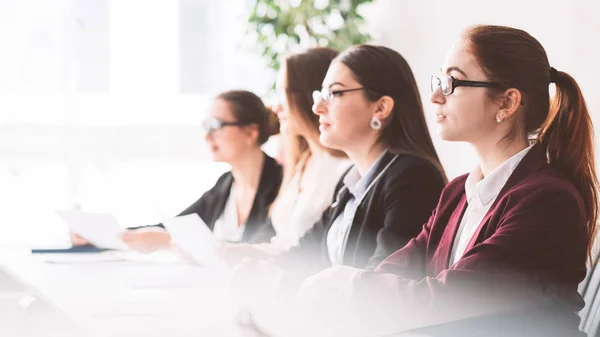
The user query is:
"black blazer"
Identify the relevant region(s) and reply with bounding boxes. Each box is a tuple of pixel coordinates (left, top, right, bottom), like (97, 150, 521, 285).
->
(135, 152, 283, 244)
(277, 152, 445, 271)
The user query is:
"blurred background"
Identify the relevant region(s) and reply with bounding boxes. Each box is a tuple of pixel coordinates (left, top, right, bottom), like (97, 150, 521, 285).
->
(0, 0, 598, 247)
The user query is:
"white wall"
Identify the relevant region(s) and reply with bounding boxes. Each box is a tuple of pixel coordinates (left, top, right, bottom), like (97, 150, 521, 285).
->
(365, 0, 600, 179)
(3, 0, 599, 245)
(0, 0, 273, 247)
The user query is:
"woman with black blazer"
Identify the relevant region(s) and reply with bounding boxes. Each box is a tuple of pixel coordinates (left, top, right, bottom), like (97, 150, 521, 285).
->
(72, 90, 283, 252)
(233, 45, 446, 286)
(277, 151, 444, 272)
(141, 150, 282, 244)
(273, 45, 446, 273)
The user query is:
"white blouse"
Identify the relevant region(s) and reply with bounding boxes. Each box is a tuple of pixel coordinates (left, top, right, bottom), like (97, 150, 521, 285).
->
(449, 145, 533, 266)
(212, 184, 245, 243)
(257, 152, 351, 254)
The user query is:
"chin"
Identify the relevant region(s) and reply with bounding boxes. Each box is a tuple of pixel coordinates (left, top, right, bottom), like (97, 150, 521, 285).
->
(437, 126, 460, 142)
(319, 133, 341, 151)
(209, 152, 225, 162)
(439, 133, 468, 143)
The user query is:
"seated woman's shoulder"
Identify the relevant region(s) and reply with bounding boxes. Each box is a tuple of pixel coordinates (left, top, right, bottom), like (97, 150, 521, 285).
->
(388, 154, 445, 183)
(510, 168, 582, 202)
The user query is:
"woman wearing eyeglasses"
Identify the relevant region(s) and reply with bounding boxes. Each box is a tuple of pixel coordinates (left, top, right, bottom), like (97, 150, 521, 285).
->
(232, 45, 446, 293)
(82, 90, 284, 252)
(284, 25, 598, 337)
(218, 48, 351, 264)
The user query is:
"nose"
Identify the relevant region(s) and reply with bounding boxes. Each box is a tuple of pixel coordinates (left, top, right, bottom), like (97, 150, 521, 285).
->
(430, 86, 446, 106)
(204, 130, 214, 142)
(312, 100, 328, 116)
(312, 98, 327, 116)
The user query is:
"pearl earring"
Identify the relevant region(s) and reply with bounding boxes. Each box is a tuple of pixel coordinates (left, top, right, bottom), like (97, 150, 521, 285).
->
(370, 117, 382, 130)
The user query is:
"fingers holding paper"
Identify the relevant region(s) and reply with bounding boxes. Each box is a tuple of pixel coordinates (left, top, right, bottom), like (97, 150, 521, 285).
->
(119, 228, 172, 253)
(69, 232, 90, 246)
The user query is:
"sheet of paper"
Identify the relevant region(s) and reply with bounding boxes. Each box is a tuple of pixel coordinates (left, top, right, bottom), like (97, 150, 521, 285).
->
(33, 251, 182, 265)
(119, 250, 184, 264)
(161, 214, 222, 267)
(33, 252, 127, 264)
(56, 210, 129, 251)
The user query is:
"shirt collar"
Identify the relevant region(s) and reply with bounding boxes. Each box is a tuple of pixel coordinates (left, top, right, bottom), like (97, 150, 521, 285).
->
(465, 145, 533, 207)
(344, 150, 388, 198)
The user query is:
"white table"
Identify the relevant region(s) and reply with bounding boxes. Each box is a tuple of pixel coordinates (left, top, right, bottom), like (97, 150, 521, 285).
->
(0, 247, 247, 337)
(0, 247, 430, 337)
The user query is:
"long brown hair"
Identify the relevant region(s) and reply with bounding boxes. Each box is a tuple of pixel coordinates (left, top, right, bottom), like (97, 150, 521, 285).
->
(465, 25, 598, 260)
(279, 47, 346, 191)
(336, 45, 447, 182)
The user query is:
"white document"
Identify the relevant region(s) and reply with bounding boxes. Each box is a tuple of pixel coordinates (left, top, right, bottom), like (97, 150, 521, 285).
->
(56, 210, 129, 251)
(162, 213, 222, 267)
(33, 251, 127, 264)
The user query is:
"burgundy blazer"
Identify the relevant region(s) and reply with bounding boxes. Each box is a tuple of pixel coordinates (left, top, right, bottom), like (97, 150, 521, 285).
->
(353, 143, 589, 336)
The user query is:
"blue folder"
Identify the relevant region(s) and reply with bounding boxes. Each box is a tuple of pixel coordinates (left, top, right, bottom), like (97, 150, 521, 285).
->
(31, 245, 111, 254)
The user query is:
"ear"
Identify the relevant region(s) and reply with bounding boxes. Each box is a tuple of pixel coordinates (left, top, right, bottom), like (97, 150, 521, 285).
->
(496, 88, 522, 121)
(244, 124, 260, 145)
(372, 95, 395, 121)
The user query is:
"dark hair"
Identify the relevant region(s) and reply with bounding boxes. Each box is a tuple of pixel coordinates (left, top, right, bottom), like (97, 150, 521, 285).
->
(279, 48, 346, 192)
(336, 44, 447, 182)
(284, 47, 341, 153)
(216, 90, 279, 145)
(464, 25, 598, 260)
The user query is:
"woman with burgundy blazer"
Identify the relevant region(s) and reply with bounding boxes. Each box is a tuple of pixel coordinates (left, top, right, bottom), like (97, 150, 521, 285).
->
(282, 25, 599, 337)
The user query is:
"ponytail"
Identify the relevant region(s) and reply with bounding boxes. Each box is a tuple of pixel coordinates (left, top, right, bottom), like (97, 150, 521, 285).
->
(539, 70, 599, 261)
(465, 25, 599, 261)
(264, 105, 281, 138)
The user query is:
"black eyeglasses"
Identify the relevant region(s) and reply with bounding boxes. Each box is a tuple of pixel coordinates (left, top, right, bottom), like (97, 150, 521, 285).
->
(312, 87, 368, 105)
(431, 74, 502, 96)
(201, 118, 249, 134)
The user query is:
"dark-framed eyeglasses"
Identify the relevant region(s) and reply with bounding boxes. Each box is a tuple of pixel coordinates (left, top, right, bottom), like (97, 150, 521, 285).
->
(431, 74, 502, 96)
(201, 118, 249, 134)
(312, 87, 368, 105)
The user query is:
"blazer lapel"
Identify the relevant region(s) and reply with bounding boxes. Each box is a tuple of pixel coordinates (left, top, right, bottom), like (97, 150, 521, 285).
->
(206, 174, 233, 231)
(242, 153, 277, 241)
(330, 186, 351, 223)
(339, 153, 400, 265)
(316, 185, 351, 262)
(461, 143, 549, 254)
(432, 194, 468, 272)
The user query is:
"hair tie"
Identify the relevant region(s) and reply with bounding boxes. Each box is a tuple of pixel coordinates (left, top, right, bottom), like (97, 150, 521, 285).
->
(549, 67, 558, 84)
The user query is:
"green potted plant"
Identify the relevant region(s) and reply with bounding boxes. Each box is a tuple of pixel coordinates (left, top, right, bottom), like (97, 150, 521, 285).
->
(247, 0, 375, 90)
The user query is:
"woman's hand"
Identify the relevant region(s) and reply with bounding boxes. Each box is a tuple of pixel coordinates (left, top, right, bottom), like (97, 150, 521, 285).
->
(119, 228, 172, 253)
(69, 233, 89, 246)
